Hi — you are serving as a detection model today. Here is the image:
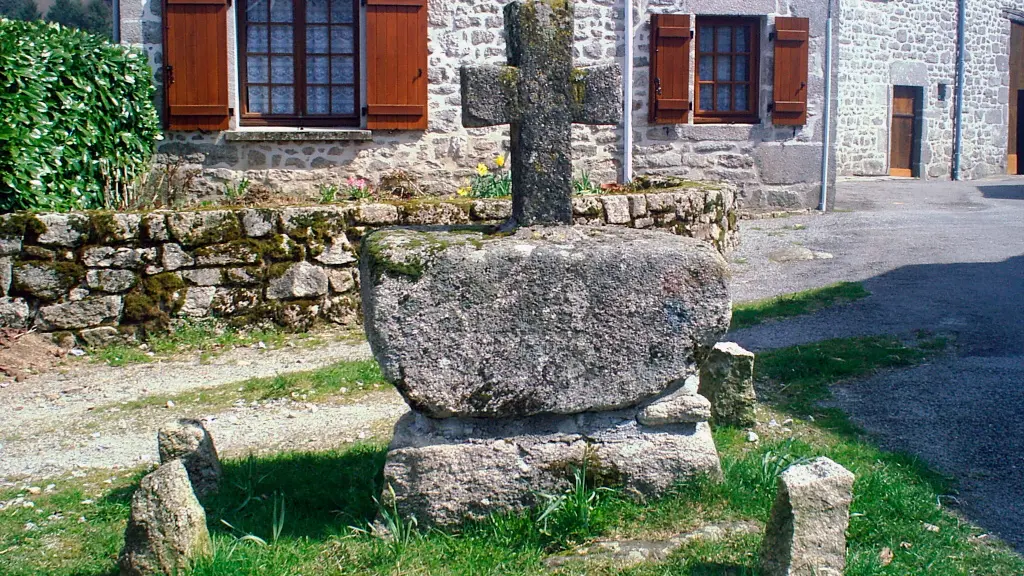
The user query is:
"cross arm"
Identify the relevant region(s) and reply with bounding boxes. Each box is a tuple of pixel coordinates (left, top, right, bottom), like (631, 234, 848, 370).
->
(570, 65, 622, 125)
(461, 65, 522, 128)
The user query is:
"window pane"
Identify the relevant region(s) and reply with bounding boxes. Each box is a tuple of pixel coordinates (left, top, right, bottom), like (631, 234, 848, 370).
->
(331, 56, 355, 83)
(271, 55, 294, 83)
(734, 85, 749, 111)
(247, 56, 269, 83)
(699, 55, 713, 81)
(332, 86, 355, 114)
(271, 86, 294, 114)
(307, 0, 328, 23)
(736, 56, 749, 81)
(331, 26, 354, 54)
(699, 85, 714, 111)
(308, 86, 329, 114)
(248, 86, 268, 113)
(698, 26, 714, 52)
(716, 27, 732, 52)
(331, 0, 353, 24)
(269, 0, 292, 22)
(246, 0, 267, 22)
(246, 25, 268, 53)
(307, 26, 328, 53)
(271, 26, 293, 54)
(307, 56, 329, 83)
(716, 56, 732, 81)
(735, 26, 750, 52)
(717, 85, 731, 111)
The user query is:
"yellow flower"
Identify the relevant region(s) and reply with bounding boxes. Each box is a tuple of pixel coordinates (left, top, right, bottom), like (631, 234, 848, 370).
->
(457, 186, 471, 197)
(495, 154, 506, 168)
(476, 163, 489, 177)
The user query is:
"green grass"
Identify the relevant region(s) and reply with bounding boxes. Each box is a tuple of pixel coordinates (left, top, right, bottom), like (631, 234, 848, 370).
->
(86, 320, 355, 367)
(3, 336, 1021, 575)
(104, 359, 389, 414)
(731, 282, 870, 331)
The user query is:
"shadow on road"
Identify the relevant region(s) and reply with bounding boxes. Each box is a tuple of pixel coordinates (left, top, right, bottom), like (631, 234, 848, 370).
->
(731, 254, 1024, 550)
(977, 183, 1024, 200)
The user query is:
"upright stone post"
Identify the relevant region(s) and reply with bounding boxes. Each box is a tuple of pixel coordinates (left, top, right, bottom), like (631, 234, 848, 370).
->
(760, 457, 855, 576)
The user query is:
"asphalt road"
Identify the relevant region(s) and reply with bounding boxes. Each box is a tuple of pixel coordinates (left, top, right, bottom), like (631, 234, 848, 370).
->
(727, 177, 1024, 550)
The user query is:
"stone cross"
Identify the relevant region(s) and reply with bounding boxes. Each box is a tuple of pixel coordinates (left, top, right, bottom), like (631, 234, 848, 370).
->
(460, 0, 622, 226)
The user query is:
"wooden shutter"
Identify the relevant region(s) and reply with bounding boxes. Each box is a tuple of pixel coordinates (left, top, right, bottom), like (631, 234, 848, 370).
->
(163, 0, 230, 131)
(772, 17, 809, 126)
(366, 0, 428, 130)
(649, 14, 691, 124)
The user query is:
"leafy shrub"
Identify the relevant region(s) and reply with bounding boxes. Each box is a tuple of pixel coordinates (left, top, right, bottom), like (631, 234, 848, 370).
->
(0, 18, 160, 212)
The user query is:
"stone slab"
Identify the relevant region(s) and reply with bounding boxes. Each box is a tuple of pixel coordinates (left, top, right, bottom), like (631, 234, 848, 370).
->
(384, 408, 722, 526)
(361, 225, 731, 418)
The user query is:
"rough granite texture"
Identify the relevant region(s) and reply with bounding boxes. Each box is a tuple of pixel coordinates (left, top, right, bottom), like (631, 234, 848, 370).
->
(384, 408, 722, 526)
(361, 225, 731, 418)
(698, 341, 757, 428)
(157, 419, 222, 497)
(118, 460, 211, 576)
(0, 188, 735, 341)
(461, 0, 621, 225)
(759, 457, 855, 576)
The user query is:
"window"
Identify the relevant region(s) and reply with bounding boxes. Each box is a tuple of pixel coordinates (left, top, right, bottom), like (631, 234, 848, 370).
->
(694, 18, 759, 123)
(238, 0, 360, 127)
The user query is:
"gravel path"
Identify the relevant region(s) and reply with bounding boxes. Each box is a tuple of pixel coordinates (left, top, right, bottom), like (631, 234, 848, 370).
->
(728, 176, 1024, 550)
(0, 338, 408, 484)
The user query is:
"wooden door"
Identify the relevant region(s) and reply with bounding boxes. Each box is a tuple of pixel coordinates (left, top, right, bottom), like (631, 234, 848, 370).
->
(890, 86, 918, 177)
(1009, 23, 1024, 174)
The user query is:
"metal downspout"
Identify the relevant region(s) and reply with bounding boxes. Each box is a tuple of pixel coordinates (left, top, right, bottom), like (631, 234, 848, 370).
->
(819, 0, 834, 211)
(622, 0, 633, 183)
(953, 0, 967, 180)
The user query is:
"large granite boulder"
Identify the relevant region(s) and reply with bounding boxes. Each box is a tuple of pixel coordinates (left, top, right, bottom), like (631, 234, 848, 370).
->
(384, 407, 722, 526)
(361, 226, 731, 418)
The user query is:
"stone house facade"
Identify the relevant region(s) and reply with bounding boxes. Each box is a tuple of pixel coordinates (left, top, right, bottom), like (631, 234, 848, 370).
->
(835, 0, 1024, 180)
(119, 0, 836, 211)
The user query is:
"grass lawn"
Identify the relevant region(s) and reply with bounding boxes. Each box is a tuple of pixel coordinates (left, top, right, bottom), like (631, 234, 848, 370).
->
(2, 336, 1020, 575)
(730, 282, 870, 331)
(94, 359, 390, 416)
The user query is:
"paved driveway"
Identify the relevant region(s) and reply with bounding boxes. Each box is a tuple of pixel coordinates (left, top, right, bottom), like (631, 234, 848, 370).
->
(727, 177, 1024, 550)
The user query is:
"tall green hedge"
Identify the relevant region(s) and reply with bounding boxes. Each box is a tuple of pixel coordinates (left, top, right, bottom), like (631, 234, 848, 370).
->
(0, 18, 161, 212)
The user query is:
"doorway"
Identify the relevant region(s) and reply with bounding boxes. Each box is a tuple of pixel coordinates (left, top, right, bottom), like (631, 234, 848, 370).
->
(1009, 22, 1024, 175)
(889, 86, 921, 177)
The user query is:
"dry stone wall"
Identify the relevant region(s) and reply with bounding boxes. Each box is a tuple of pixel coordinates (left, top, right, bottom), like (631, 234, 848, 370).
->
(120, 0, 833, 211)
(0, 185, 737, 343)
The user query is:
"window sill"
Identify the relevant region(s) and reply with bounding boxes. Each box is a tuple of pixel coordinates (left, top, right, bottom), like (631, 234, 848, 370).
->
(224, 128, 373, 143)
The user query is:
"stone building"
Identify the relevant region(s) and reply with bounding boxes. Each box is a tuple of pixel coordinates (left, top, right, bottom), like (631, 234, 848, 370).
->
(836, 1, 1024, 180)
(116, 0, 1023, 211)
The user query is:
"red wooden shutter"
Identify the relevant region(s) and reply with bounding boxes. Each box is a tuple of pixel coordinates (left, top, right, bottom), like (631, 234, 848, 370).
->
(163, 0, 230, 131)
(649, 14, 691, 124)
(366, 0, 428, 130)
(772, 17, 809, 126)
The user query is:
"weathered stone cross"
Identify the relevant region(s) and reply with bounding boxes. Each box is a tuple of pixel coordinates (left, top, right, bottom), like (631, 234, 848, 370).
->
(460, 0, 621, 226)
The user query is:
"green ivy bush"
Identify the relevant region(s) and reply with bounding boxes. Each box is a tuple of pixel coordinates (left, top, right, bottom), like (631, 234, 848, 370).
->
(0, 18, 160, 211)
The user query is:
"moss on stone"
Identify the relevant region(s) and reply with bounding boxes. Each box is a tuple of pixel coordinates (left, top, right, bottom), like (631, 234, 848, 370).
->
(0, 213, 36, 237)
(363, 229, 491, 282)
(122, 272, 187, 331)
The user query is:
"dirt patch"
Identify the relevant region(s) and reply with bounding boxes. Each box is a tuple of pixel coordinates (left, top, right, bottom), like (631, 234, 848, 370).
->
(0, 330, 69, 384)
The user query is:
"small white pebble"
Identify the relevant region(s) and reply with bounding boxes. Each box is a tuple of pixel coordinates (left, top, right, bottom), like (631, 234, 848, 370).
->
(924, 523, 940, 533)
(782, 418, 793, 426)
(166, 400, 175, 408)
(79, 516, 87, 523)
(24, 522, 38, 531)
(768, 419, 780, 428)
(747, 431, 760, 443)
(27, 486, 41, 495)
(80, 499, 94, 505)
(807, 415, 815, 422)
(22, 501, 35, 508)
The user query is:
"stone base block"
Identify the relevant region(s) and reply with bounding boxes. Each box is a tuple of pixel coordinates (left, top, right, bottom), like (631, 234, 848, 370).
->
(383, 409, 722, 526)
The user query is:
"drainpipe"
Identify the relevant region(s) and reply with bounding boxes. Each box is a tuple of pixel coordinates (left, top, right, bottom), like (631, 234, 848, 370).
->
(818, 0, 834, 211)
(112, 0, 120, 42)
(953, 0, 966, 180)
(622, 0, 633, 184)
